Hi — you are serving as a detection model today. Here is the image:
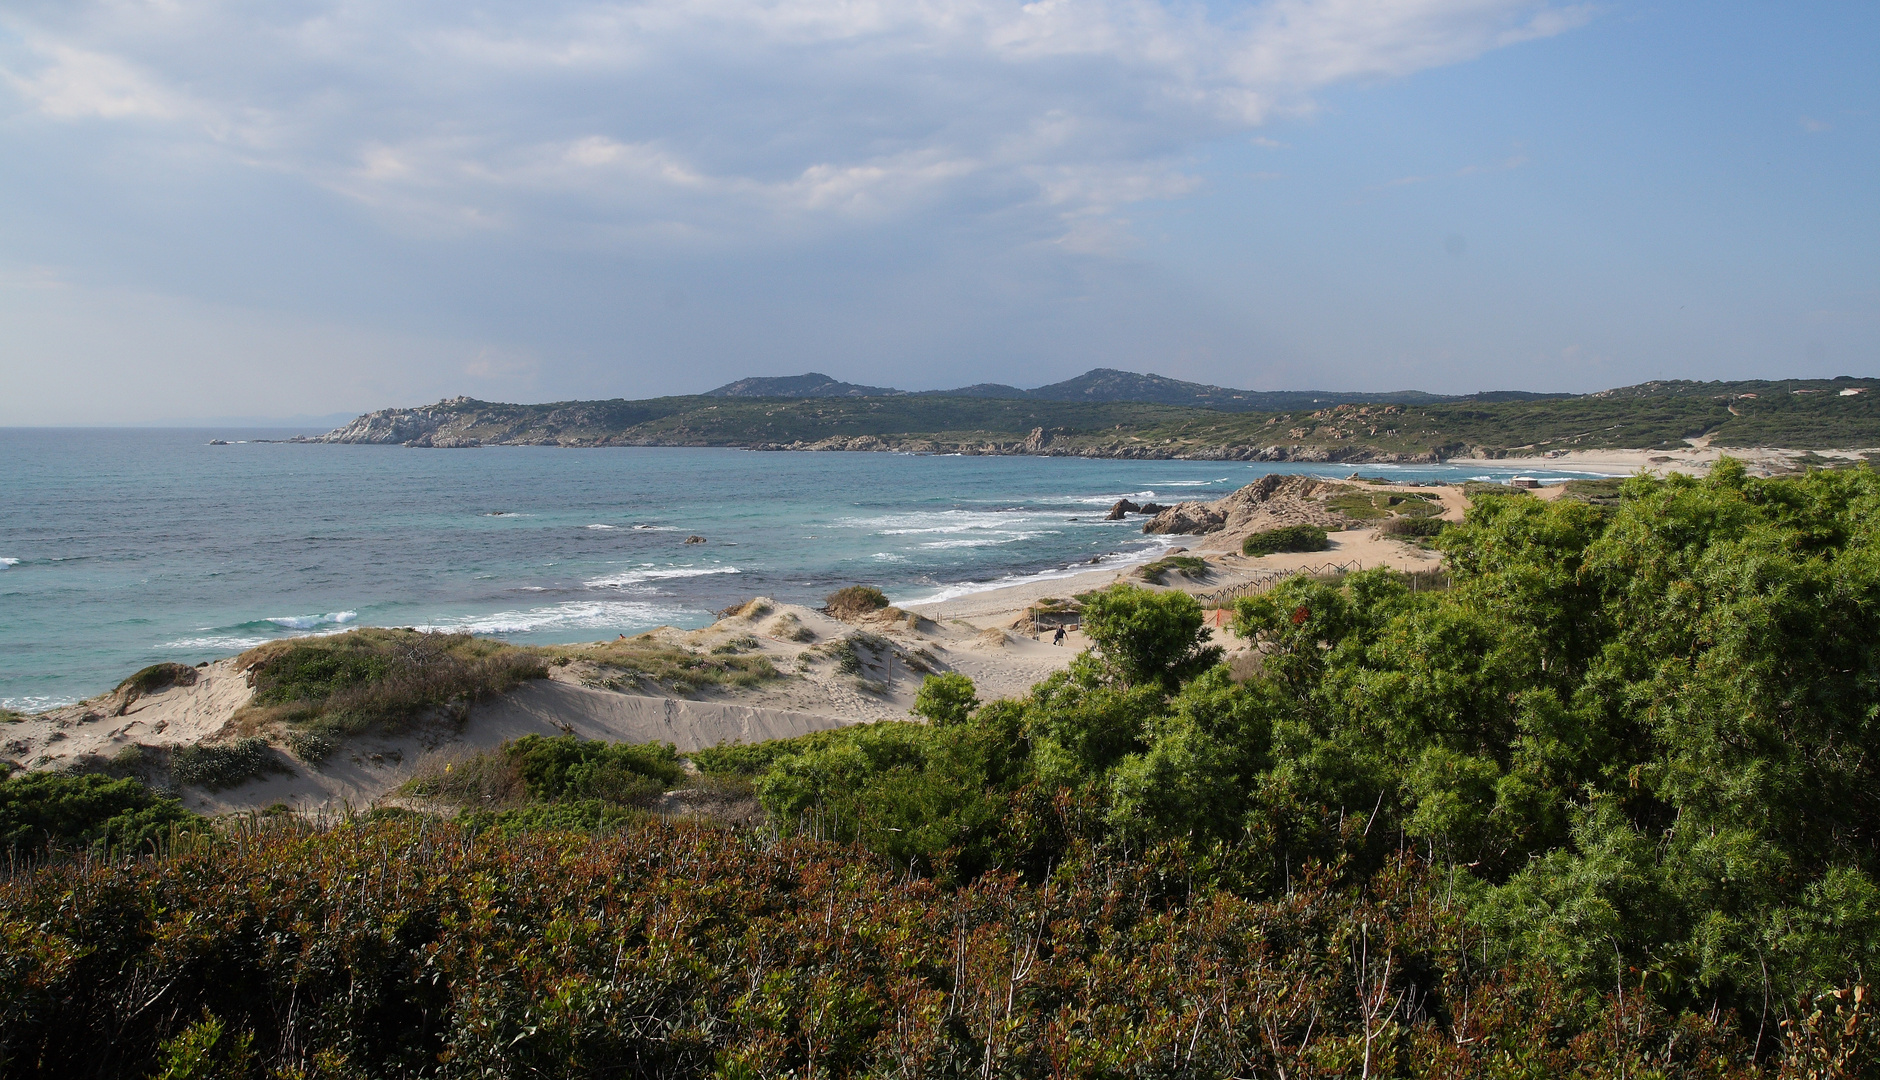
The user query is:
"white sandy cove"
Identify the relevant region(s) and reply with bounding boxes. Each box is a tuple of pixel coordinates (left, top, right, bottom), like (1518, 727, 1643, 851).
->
(7, 449, 1832, 816)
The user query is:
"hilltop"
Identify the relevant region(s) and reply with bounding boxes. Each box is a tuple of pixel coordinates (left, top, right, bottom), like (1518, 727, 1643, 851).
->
(303, 372, 1880, 460)
(705, 366, 1563, 412)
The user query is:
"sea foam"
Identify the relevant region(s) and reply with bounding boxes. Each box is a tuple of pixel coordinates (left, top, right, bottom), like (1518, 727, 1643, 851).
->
(0, 557, 18, 568)
(415, 599, 689, 636)
(266, 611, 358, 630)
(584, 566, 741, 589)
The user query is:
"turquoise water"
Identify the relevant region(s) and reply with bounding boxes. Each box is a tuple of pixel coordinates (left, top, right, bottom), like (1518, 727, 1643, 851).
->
(0, 429, 1605, 709)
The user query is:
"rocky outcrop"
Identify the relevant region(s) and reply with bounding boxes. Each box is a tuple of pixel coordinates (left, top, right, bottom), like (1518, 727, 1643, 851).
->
(1105, 499, 1167, 520)
(1142, 475, 1350, 536)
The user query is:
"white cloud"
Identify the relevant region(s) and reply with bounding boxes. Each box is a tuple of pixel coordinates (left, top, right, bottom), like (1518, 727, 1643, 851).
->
(0, 0, 1590, 251)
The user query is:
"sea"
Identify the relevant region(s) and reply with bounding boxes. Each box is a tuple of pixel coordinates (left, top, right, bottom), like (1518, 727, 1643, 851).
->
(0, 428, 1609, 710)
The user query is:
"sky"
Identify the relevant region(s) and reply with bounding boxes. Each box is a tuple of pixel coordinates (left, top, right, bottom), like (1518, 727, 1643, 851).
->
(1, 0, 1875, 424)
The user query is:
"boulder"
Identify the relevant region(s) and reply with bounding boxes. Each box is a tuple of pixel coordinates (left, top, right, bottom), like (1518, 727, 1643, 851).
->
(1142, 474, 1346, 536)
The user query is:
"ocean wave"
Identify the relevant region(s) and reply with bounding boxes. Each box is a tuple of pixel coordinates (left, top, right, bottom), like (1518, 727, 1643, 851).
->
(852, 509, 1046, 536)
(919, 530, 1053, 550)
(1151, 478, 1230, 487)
(0, 558, 17, 568)
(1074, 491, 1158, 505)
(584, 566, 741, 589)
(585, 524, 618, 530)
(266, 611, 358, 630)
(906, 542, 1178, 605)
(0, 695, 74, 714)
(872, 552, 908, 561)
(413, 599, 690, 636)
(160, 635, 272, 652)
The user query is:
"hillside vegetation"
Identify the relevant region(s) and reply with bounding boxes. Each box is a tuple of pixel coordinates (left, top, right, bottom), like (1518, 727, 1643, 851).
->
(6, 463, 1880, 1075)
(307, 376, 1880, 457)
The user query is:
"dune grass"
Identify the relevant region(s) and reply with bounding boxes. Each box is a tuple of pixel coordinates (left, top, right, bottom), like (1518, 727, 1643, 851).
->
(1136, 555, 1208, 585)
(233, 629, 549, 760)
(824, 585, 889, 618)
(569, 635, 780, 694)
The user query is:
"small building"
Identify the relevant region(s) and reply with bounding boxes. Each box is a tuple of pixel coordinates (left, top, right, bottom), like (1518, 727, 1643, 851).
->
(1509, 476, 1541, 489)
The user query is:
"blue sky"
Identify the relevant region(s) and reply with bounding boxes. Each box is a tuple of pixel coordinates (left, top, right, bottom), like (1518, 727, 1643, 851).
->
(1, 0, 1874, 423)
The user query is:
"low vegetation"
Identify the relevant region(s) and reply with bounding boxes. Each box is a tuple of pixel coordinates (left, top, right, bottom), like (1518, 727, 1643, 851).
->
(234, 629, 548, 759)
(1325, 489, 1442, 521)
(823, 585, 890, 618)
(1135, 554, 1208, 584)
(1378, 514, 1447, 537)
(574, 635, 779, 693)
(404, 734, 685, 816)
(170, 738, 290, 791)
(1241, 523, 1331, 555)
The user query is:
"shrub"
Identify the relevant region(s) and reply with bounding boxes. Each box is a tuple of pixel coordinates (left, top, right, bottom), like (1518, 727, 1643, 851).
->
(912, 673, 979, 726)
(506, 735, 685, 806)
(171, 738, 290, 791)
(1379, 515, 1446, 537)
(1079, 582, 1222, 687)
(284, 727, 339, 763)
(1240, 524, 1330, 556)
(0, 771, 196, 850)
(401, 750, 525, 807)
(688, 729, 852, 777)
(824, 585, 890, 618)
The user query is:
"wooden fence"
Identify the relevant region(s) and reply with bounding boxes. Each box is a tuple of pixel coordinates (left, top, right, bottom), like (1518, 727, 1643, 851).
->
(1194, 560, 1363, 609)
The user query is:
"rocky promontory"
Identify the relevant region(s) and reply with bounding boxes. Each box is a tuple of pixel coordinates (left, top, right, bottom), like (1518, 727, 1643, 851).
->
(1141, 474, 1351, 536)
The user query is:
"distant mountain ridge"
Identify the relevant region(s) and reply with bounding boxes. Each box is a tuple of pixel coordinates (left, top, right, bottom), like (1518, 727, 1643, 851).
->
(706, 367, 1568, 412)
(304, 375, 1879, 458)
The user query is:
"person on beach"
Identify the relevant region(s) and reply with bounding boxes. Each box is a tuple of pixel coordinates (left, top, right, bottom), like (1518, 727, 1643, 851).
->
(1052, 625, 1066, 646)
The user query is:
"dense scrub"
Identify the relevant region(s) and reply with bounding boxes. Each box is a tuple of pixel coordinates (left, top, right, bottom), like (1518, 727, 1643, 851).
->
(13, 818, 1873, 1079)
(736, 464, 1880, 1046)
(404, 734, 685, 813)
(0, 771, 196, 850)
(235, 629, 548, 759)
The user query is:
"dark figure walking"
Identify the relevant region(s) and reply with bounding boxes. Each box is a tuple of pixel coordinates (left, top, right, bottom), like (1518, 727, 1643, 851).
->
(1052, 625, 1067, 646)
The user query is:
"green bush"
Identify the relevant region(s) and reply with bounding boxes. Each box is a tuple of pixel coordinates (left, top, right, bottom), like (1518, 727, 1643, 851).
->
(1378, 515, 1446, 537)
(0, 771, 196, 850)
(505, 735, 684, 806)
(1240, 524, 1330, 556)
(171, 738, 289, 791)
(911, 673, 979, 726)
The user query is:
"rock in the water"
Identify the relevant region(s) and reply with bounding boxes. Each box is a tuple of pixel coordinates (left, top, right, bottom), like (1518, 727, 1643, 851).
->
(684, 535, 707, 544)
(1106, 499, 1140, 520)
